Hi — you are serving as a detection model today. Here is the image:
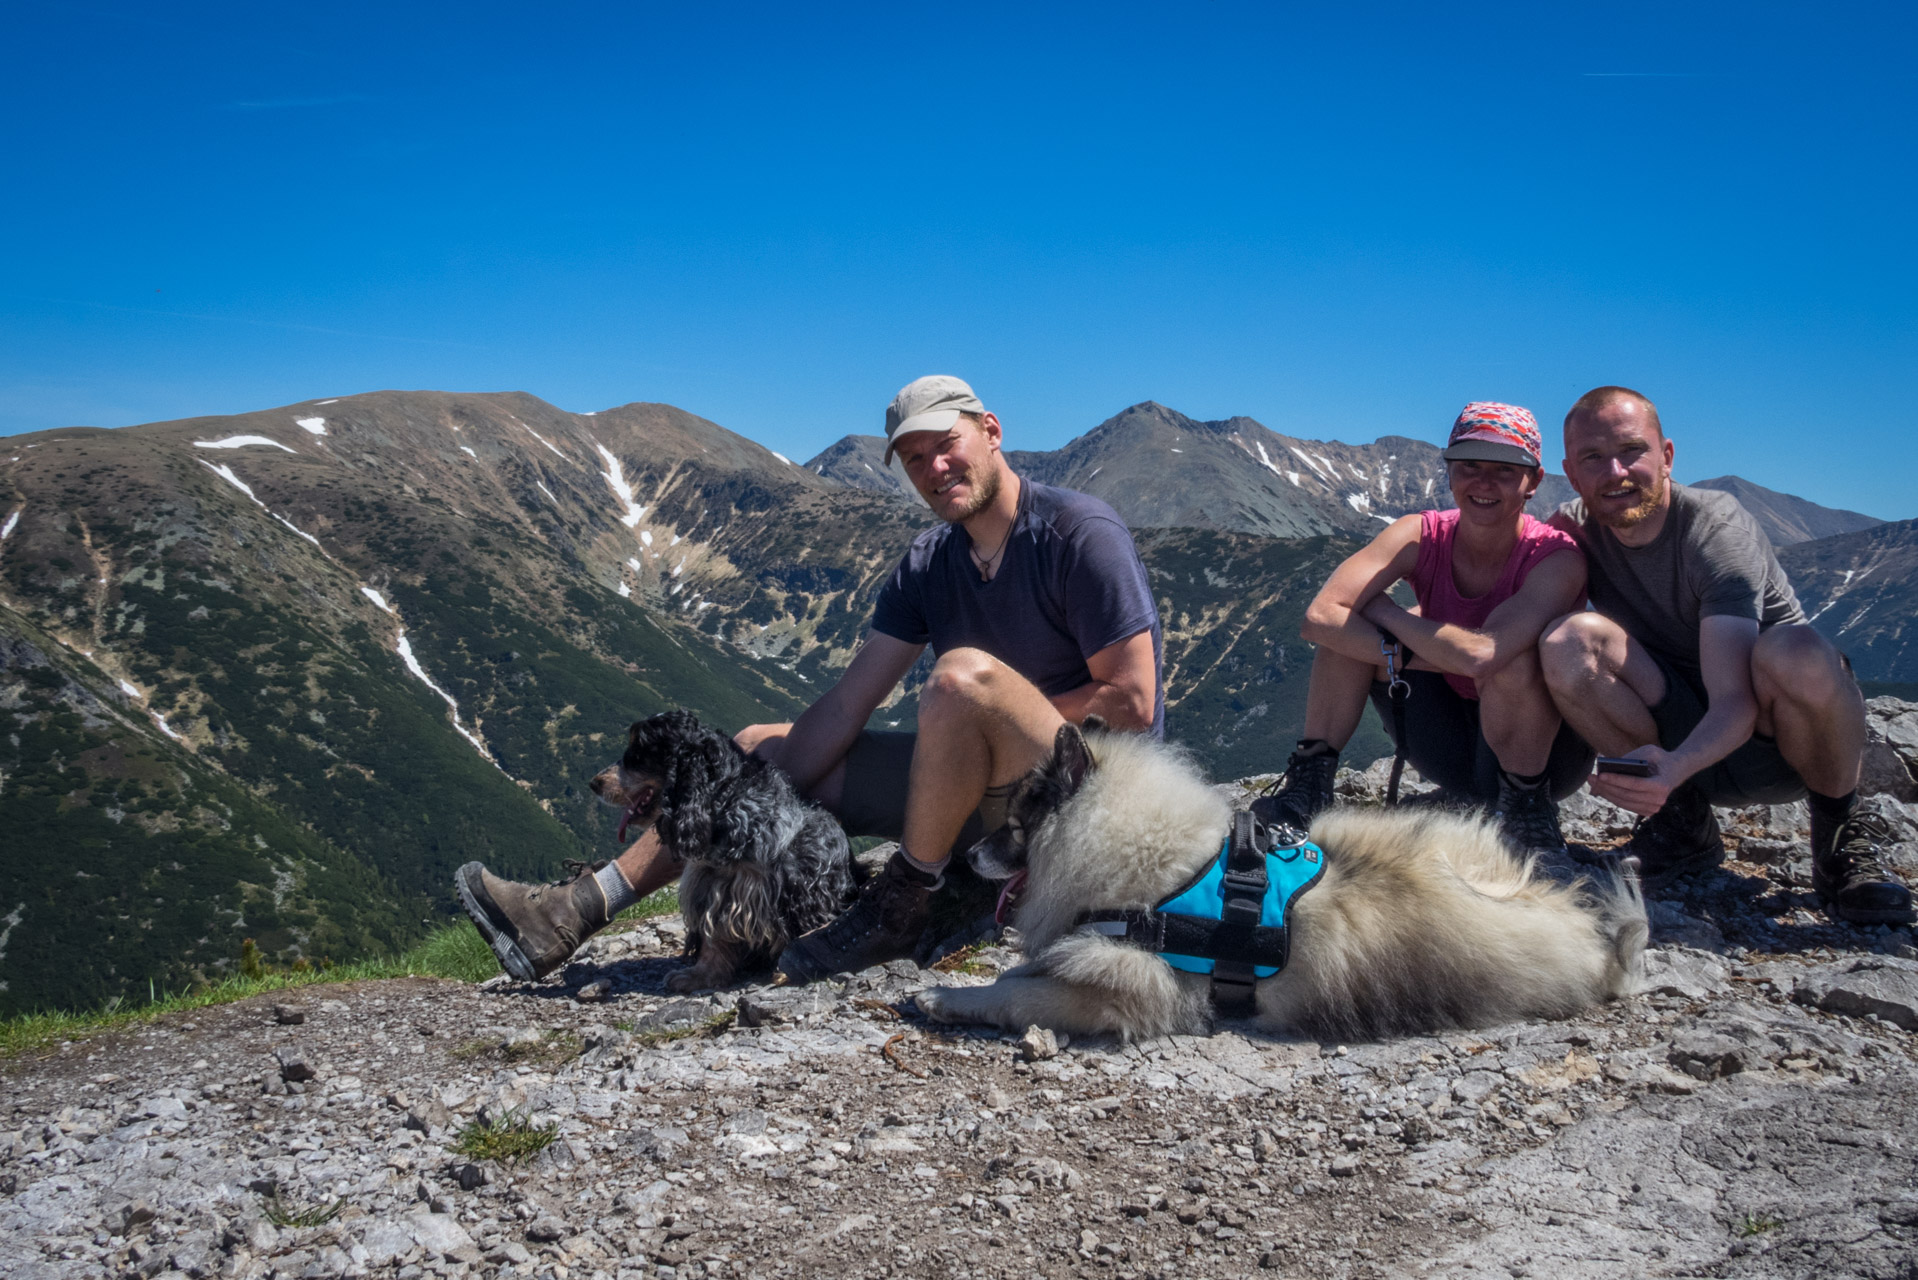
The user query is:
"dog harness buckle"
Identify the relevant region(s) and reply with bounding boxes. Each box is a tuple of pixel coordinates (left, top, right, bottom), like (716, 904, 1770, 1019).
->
(1074, 810, 1326, 1017)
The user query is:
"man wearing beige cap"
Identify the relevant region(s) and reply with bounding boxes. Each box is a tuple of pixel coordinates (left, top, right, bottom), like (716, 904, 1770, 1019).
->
(455, 375, 1163, 985)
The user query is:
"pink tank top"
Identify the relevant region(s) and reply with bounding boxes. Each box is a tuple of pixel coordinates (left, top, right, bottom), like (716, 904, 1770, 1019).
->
(1409, 509, 1580, 700)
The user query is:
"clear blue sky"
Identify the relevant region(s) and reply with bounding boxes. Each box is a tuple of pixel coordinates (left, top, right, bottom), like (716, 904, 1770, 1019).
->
(4, 2, 1913, 517)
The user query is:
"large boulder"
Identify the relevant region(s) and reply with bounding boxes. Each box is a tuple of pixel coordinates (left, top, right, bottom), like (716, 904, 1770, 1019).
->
(1862, 697, 1918, 802)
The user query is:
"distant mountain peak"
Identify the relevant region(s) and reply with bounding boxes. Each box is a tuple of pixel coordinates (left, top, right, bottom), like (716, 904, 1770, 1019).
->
(1689, 475, 1883, 546)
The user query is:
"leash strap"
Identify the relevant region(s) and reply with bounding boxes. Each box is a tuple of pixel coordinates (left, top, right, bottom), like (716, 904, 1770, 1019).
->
(1380, 628, 1412, 806)
(1209, 810, 1266, 1014)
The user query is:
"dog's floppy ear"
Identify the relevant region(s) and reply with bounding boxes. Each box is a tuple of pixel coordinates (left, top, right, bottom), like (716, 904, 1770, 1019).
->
(1053, 722, 1095, 796)
(654, 716, 732, 858)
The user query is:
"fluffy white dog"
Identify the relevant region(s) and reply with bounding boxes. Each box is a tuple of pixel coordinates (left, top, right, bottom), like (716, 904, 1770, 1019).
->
(917, 724, 1647, 1042)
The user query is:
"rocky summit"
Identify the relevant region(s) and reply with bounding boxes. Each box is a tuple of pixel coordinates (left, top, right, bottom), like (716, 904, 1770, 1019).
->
(7, 703, 1918, 1280)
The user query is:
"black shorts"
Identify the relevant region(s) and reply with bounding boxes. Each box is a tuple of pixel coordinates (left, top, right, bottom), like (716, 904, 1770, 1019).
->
(1369, 671, 1593, 803)
(1645, 651, 1808, 806)
(832, 730, 989, 856)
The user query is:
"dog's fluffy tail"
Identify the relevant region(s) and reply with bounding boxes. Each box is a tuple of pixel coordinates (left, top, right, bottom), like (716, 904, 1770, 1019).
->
(1598, 863, 1649, 998)
(1264, 808, 1649, 1042)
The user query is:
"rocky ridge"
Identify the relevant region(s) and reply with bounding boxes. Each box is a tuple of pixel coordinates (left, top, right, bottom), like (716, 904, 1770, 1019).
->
(7, 703, 1918, 1280)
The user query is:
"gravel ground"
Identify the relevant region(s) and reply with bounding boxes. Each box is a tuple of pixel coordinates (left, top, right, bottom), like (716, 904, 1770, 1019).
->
(9, 755, 1918, 1280)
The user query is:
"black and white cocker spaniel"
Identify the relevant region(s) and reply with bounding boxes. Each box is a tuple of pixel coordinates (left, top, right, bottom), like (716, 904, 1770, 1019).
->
(591, 710, 857, 992)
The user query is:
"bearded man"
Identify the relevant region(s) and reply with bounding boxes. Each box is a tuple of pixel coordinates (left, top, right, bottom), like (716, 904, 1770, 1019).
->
(1538, 385, 1909, 923)
(456, 375, 1163, 983)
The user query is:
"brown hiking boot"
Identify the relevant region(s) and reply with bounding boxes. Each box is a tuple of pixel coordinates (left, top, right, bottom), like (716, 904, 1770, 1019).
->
(776, 850, 938, 985)
(1812, 809, 1916, 925)
(455, 860, 616, 981)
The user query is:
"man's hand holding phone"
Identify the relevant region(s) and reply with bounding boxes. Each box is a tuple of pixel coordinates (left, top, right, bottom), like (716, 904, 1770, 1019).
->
(1588, 744, 1683, 816)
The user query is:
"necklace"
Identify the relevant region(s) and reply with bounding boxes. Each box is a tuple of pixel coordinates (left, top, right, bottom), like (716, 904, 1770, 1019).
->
(970, 525, 1012, 581)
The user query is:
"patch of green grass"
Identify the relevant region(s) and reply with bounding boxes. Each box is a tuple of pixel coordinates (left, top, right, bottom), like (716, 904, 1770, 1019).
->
(400, 920, 503, 983)
(616, 886, 679, 923)
(451, 1107, 557, 1164)
(1736, 1213, 1784, 1237)
(452, 1029, 584, 1066)
(2, 882, 683, 1063)
(0, 919, 501, 1061)
(930, 942, 996, 976)
(616, 1008, 736, 1048)
(261, 1191, 342, 1229)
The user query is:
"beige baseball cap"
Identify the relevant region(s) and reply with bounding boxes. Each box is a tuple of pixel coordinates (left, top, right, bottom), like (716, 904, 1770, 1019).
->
(883, 374, 985, 465)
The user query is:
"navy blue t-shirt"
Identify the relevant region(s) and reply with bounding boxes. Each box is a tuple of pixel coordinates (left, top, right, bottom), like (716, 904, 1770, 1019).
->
(871, 479, 1165, 737)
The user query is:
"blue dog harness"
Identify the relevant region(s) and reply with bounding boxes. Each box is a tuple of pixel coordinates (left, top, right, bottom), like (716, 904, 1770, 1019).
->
(1075, 811, 1325, 1014)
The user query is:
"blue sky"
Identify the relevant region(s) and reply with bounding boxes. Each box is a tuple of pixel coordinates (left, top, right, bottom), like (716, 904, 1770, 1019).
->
(4, 2, 1913, 517)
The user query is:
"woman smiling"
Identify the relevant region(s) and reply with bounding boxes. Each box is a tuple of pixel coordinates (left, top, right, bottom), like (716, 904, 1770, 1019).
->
(1254, 403, 1591, 856)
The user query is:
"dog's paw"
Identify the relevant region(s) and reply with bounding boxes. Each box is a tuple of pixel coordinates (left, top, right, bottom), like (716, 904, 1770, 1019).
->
(913, 988, 956, 1022)
(665, 967, 719, 995)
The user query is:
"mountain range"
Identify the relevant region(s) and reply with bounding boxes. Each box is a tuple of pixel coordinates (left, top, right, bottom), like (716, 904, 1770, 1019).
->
(810, 401, 1881, 548)
(0, 390, 1901, 1013)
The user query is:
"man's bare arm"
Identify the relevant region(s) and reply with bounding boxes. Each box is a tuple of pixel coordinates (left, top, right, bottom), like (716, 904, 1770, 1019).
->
(1588, 615, 1759, 814)
(1050, 629, 1157, 731)
(1667, 615, 1760, 783)
(774, 630, 925, 792)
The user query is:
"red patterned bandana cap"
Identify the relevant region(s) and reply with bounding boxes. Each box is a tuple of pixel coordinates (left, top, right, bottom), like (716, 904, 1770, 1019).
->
(1443, 401, 1543, 468)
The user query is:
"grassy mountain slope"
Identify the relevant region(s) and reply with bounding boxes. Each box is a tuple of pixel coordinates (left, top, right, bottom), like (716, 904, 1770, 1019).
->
(0, 604, 408, 1013)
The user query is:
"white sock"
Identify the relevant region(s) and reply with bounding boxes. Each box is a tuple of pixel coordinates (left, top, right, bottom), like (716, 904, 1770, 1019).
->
(899, 847, 949, 885)
(594, 862, 640, 916)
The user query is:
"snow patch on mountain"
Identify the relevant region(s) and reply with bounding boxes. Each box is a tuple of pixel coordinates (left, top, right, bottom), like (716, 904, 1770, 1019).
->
(394, 634, 491, 758)
(516, 421, 567, 460)
(295, 417, 328, 436)
(594, 444, 646, 527)
(194, 435, 296, 452)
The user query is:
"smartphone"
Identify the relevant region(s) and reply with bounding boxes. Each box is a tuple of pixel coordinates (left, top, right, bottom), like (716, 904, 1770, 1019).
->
(1595, 756, 1654, 777)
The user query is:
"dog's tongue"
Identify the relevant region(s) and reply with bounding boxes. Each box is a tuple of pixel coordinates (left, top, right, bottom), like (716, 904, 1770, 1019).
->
(994, 869, 1028, 926)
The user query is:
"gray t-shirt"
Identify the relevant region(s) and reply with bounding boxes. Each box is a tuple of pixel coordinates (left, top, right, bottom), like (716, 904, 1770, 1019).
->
(872, 479, 1165, 736)
(1558, 483, 1806, 682)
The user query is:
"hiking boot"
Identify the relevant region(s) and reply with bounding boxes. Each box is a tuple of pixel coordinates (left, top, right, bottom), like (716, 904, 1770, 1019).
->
(777, 850, 938, 985)
(1250, 742, 1339, 841)
(1623, 785, 1723, 888)
(455, 860, 617, 982)
(1493, 775, 1568, 859)
(1812, 809, 1915, 925)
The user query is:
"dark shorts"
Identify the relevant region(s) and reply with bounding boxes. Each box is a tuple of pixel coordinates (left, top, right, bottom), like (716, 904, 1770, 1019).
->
(1369, 671, 1594, 804)
(1645, 651, 1808, 806)
(833, 730, 989, 856)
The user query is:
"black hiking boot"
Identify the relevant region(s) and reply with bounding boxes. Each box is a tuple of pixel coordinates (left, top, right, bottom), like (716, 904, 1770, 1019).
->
(1623, 785, 1723, 888)
(1250, 741, 1339, 841)
(776, 850, 939, 984)
(455, 860, 617, 982)
(1493, 774, 1568, 859)
(1812, 808, 1915, 925)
